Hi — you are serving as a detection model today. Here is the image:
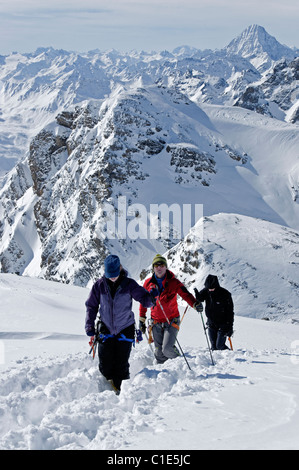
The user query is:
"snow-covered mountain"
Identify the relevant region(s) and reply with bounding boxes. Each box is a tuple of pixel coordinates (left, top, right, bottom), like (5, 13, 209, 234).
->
(0, 24, 298, 180)
(224, 24, 296, 70)
(0, 24, 298, 297)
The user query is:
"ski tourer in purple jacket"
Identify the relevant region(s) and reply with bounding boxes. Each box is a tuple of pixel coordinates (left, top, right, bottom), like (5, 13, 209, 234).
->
(85, 269, 153, 336)
(84, 255, 154, 394)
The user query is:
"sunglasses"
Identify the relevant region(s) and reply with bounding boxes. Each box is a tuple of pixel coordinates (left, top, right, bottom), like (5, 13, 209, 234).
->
(153, 262, 166, 267)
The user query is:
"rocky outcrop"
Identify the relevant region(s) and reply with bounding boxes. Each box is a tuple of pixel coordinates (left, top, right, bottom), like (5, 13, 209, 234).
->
(234, 57, 299, 121)
(167, 145, 216, 186)
(0, 85, 232, 285)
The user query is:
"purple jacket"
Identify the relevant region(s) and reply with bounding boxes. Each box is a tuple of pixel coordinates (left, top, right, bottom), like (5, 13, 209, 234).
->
(85, 270, 153, 336)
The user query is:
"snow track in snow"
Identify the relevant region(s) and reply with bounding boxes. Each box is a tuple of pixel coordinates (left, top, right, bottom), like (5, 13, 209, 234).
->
(0, 273, 298, 450)
(0, 340, 298, 450)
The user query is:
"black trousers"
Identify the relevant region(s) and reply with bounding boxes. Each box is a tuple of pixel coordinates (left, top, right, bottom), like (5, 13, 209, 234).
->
(97, 323, 135, 389)
(207, 324, 229, 350)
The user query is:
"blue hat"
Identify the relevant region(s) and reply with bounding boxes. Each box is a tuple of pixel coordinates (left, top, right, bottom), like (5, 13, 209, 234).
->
(104, 255, 121, 278)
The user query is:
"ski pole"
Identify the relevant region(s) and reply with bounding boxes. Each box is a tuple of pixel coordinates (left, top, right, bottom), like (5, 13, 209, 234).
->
(156, 298, 191, 371)
(194, 289, 215, 366)
(199, 310, 215, 366)
(180, 305, 189, 325)
(228, 337, 233, 350)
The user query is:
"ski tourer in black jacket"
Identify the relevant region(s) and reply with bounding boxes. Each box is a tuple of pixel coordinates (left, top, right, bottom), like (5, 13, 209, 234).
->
(195, 274, 234, 335)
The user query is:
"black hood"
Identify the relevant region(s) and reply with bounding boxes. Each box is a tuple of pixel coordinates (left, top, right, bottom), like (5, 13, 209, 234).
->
(204, 275, 220, 289)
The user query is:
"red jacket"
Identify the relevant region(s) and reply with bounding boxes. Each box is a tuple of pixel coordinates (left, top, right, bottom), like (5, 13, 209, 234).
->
(139, 270, 196, 323)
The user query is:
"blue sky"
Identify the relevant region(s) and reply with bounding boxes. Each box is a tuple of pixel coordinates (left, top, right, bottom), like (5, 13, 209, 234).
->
(1, 0, 299, 55)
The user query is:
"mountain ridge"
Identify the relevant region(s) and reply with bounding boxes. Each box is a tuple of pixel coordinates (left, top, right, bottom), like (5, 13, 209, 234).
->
(1, 23, 298, 183)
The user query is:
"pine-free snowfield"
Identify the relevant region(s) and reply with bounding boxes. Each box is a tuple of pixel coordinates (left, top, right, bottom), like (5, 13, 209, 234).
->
(0, 273, 298, 450)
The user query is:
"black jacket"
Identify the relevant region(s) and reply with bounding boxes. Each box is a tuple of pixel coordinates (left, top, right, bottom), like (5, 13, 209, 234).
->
(195, 275, 234, 331)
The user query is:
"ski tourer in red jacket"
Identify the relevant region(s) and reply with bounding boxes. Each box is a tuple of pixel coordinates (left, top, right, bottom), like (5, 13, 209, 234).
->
(139, 254, 199, 364)
(139, 269, 197, 323)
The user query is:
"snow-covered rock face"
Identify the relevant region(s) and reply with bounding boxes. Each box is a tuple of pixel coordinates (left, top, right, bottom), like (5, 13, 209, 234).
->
(0, 86, 243, 285)
(235, 57, 299, 121)
(1, 81, 299, 287)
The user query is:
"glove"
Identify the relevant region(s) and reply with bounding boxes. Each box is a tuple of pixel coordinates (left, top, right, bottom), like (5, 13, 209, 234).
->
(149, 287, 159, 306)
(136, 329, 143, 343)
(225, 327, 233, 337)
(221, 324, 233, 337)
(88, 336, 95, 347)
(193, 301, 203, 313)
(139, 317, 146, 334)
(87, 330, 95, 337)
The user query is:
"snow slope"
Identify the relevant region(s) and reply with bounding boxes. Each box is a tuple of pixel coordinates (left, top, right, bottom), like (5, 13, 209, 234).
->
(0, 273, 299, 450)
(200, 104, 299, 231)
(164, 213, 299, 323)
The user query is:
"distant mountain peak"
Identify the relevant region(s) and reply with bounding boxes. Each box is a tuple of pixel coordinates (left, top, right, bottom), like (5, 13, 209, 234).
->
(225, 24, 294, 62)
